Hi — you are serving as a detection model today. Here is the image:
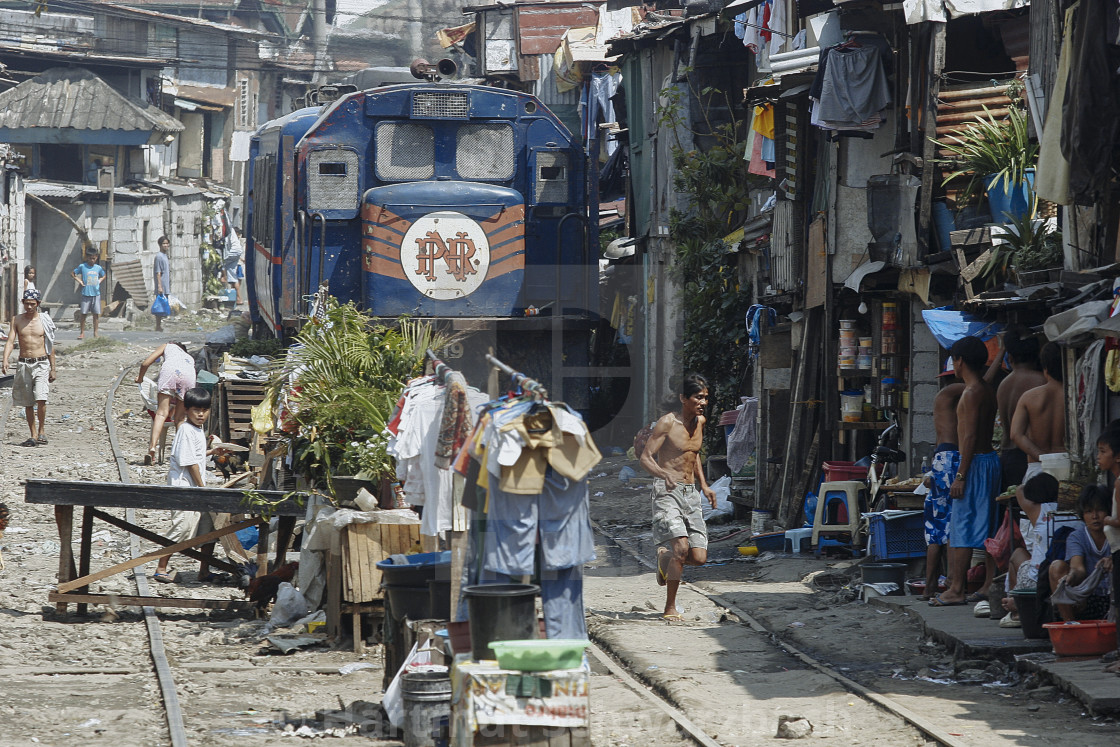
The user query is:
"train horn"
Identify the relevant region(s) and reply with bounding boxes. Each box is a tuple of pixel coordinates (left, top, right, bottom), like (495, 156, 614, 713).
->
(410, 58, 458, 81)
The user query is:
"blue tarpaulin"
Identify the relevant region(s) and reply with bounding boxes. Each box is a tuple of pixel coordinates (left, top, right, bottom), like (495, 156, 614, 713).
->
(920, 308, 1003, 349)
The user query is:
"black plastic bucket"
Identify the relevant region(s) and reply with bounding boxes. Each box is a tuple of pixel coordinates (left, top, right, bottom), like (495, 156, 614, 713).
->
(462, 583, 540, 661)
(401, 671, 451, 747)
(861, 562, 906, 595)
(384, 585, 431, 622)
(428, 579, 451, 621)
(1011, 589, 1048, 639)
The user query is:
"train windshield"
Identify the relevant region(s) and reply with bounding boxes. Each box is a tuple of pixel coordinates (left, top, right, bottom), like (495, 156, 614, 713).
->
(456, 124, 515, 180)
(375, 123, 434, 181)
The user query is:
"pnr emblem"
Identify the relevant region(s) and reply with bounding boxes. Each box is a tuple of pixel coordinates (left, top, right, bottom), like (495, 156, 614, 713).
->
(401, 211, 490, 300)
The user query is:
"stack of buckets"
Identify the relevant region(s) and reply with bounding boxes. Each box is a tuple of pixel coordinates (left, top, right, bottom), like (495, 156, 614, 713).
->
(839, 320, 858, 370)
(882, 302, 898, 354)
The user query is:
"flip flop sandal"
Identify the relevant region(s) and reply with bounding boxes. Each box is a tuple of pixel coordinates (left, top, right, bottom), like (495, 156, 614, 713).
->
(152, 572, 177, 584)
(20, 438, 37, 447)
(927, 594, 967, 607)
(964, 591, 986, 603)
(661, 613, 684, 622)
(143, 451, 155, 466)
(36, 436, 47, 445)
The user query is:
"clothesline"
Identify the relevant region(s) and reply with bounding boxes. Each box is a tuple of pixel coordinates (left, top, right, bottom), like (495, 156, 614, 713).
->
(484, 353, 548, 399)
(730, 17, 796, 39)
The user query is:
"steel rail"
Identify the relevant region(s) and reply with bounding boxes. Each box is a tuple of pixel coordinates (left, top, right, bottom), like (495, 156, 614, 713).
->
(105, 363, 190, 747)
(591, 519, 971, 747)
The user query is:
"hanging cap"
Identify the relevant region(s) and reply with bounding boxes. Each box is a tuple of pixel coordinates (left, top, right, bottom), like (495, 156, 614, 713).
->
(938, 356, 955, 378)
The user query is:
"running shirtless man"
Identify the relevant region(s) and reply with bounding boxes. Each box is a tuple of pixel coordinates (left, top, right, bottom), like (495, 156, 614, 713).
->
(640, 373, 717, 619)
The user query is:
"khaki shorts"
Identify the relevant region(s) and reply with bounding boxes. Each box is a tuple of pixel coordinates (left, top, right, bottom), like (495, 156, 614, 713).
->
(12, 359, 50, 407)
(651, 479, 708, 550)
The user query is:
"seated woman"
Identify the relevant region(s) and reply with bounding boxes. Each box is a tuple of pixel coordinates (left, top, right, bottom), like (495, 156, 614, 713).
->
(1049, 485, 1112, 621)
(1000, 472, 1059, 627)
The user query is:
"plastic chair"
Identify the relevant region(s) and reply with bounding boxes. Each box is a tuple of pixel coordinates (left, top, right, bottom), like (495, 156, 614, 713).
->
(811, 481, 866, 548)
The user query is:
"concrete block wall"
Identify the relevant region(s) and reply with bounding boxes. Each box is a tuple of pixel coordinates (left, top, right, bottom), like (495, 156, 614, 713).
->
(28, 193, 207, 310)
(908, 300, 941, 467)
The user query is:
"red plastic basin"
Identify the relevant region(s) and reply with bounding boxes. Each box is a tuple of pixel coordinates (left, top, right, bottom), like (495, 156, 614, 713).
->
(1042, 620, 1118, 657)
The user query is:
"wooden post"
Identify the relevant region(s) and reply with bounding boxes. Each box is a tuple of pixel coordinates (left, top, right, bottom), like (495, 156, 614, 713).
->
(54, 505, 75, 613)
(77, 507, 94, 615)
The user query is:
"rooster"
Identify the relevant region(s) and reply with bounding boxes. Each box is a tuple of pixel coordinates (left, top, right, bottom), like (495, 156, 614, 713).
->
(246, 561, 299, 612)
(0, 502, 7, 570)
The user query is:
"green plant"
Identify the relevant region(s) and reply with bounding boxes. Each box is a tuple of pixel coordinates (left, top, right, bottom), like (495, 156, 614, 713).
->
(229, 337, 285, 358)
(938, 104, 1038, 209)
(656, 78, 759, 450)
(241, 487, 305, 522)
(266, 299, 450, 500)
(976, 213, 1062, 288)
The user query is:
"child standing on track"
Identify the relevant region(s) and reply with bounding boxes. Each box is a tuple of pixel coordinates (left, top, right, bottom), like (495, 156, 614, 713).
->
(153, 386, 224, 583)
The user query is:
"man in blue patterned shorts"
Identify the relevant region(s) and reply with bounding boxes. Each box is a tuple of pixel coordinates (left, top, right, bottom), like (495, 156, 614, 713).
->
(924, 363, 963, 600)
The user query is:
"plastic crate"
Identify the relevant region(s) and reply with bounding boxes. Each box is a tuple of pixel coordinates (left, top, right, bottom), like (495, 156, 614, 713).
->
(867, 512, 926, 560)
(822, 461, 868, 483)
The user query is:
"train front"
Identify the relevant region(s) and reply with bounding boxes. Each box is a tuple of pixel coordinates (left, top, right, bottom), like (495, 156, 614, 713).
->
(297, 85, 596, 403)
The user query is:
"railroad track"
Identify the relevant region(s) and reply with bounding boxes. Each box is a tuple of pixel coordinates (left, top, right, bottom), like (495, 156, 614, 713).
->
(104, 363, 190, 746)
(590, 522, 971, 747)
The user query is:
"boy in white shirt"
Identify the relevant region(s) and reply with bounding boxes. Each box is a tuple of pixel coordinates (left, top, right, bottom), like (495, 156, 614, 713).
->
(154, 387, 222, 582)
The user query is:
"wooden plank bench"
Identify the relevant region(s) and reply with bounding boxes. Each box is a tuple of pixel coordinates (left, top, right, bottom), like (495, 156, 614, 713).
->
(25, 479, 304, 614)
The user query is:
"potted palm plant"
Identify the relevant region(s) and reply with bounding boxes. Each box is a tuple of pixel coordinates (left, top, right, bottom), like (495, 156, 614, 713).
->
(266, 299, 450, 505)
(938, 103, 1038, 223)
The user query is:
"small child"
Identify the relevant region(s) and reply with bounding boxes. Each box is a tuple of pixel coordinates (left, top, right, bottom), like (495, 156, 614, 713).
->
(153, 387, 223, 582)
(999, 472, 1059, 627)
(71, 247, 105, 339)
(1049, 485, 1112, 621)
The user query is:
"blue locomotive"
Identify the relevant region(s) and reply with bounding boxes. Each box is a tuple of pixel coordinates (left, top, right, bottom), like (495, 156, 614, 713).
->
(245, 83, 598, 402)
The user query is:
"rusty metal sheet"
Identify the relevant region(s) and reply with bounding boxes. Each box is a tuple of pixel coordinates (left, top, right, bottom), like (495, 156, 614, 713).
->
(517, 4, 599, 55)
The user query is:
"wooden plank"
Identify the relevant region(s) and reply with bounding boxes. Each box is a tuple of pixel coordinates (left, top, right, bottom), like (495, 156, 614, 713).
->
(961, 247, 993, 283)
(342, 527, 357, 602)
(57, 518, 255, 592)
(89, 509, 241, 574)
(326, 552, 342, 641)
(26, 479, 301, 515)
(49, 591, 252, 611)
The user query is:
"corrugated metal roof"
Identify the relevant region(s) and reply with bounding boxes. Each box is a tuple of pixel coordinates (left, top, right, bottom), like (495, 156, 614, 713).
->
(25, 181, 83, 199)
(0, 68, 184, 134)
(518, 3, 600, 55)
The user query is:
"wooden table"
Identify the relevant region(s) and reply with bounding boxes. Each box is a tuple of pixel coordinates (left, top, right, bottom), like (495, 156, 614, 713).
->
(25, 479, 303, 614)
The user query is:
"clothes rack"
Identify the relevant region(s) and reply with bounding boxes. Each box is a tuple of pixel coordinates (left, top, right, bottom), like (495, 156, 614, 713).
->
(484, 353, 548, 399)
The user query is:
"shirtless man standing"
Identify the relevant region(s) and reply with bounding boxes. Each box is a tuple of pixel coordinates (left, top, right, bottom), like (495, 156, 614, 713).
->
(924, 369, 965, 600)
(2, 289, 57, 446)
(994, 329, 1044, 489)
(640, 373, 717, 619)
(931, 336, 1001, 607)
(1011, 342, 1066, 481)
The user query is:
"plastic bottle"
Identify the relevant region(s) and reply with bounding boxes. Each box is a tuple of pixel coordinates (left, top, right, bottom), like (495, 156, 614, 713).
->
(920, 456, 930, 476)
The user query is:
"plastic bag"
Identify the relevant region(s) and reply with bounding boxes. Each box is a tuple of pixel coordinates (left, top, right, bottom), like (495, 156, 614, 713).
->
(268, 582, 309, 628)
(983, 510, 1022, 571)
(383, 641, 436, 727)
(703, 475, 733, 521)
(251, 399, 275, 434)
(150, 294, 170, 317)
(167, 294, 183, 312)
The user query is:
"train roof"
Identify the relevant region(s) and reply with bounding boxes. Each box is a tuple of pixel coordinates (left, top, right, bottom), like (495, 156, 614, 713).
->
(253, 106, 322, 140)
(302, 83, 576, 145)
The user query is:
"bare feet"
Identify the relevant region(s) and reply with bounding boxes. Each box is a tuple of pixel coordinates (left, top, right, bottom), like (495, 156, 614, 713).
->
(77, 334, 84, 340)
